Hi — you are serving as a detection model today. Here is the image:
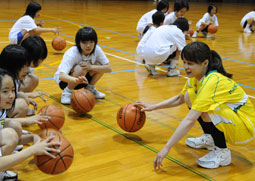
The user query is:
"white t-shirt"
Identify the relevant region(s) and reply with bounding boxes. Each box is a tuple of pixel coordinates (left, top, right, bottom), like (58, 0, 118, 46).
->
(163, 12, 178, 25)
(54, 45, 109, 84)
(9, 15, 37, 44)
(143, 25, 186, 64)
(136, 26, 156, 59)
(240, 11, 255, 27)
(136, 9, 157, 34)
(196, 13, 219, 29)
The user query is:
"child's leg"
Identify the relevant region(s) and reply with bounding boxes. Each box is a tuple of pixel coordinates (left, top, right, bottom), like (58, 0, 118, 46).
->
(86, 71, 105, 99)
(167, 50, 180, 77)
(19, 74, 39, 92)
(4, 120, 22, 138)
(0, 128, 19, 156)
(8, 98, 29, 118)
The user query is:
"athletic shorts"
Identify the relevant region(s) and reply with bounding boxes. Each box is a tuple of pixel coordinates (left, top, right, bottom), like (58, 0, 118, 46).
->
(59, 72, 92, 90)
(186, 89, 255, 145)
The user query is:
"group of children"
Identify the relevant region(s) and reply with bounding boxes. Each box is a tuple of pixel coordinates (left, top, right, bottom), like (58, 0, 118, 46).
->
(0, 0, 255, 180)
(0, 1, 111, 180)
(135, 0, 255, 170)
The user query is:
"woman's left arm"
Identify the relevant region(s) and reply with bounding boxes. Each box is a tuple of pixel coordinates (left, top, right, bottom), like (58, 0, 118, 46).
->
(153, 109, 201, 169)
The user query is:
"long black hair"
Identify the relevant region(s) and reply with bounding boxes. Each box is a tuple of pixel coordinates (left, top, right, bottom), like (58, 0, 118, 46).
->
(0, 68, 17, 110)
(24, 1, 41, 18)
(208, 4, 218, 14)
(0, 45, 32, 80)
(21, 35, 48, 67)
(181, 42, 232, 78)
(75, 27, 98, 55)
(174, 0, 189, 12)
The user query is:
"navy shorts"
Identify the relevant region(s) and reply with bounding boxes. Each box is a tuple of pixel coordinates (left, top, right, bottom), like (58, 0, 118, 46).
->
(59, 73, 92, 90)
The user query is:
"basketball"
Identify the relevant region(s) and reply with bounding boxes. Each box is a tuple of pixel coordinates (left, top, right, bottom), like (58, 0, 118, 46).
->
(70, 89, 96, 114)
(39, 128, 62, 138)
(188, 28, 194, 37)
(52, 36, 66, 51)
(34, 135, 74, 174)
(116, 103, 146, 132)
(208, 24, 218, 34)
(38, 105, 65, 130)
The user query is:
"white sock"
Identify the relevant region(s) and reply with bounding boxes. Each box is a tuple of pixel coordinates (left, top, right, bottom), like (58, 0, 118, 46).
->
(170, 59, 178, 69)
(64, 87, 73, 93)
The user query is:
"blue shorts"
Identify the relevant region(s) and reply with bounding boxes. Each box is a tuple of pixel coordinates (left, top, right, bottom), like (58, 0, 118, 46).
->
(17, 32, 23, 44)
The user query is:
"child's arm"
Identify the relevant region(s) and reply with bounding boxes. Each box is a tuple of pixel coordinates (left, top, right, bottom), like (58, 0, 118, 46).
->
(5, 114, 50, 127)
(79, 62, 112, 73)
(59, 72, 88, 85)
(0, 136, 60, 171)
(30, 27, 61, 34)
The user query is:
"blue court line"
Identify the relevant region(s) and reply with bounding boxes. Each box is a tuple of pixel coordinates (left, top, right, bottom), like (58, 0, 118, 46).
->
(0, 19, 57, 22)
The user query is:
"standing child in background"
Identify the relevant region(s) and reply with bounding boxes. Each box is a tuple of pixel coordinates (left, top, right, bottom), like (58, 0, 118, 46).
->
(143, 18, 189, 77)
(163, 0, 189, 25)
(192, 4, 218, 38)
(135, 41, 255, 169)
(9, 1, 60, 44)
(136, 0, 169, 38)
(54, 27, 112, 105)
(240, 10, 255, 33)
(136, 11, 165, 61)
(0, 69, 60, 180)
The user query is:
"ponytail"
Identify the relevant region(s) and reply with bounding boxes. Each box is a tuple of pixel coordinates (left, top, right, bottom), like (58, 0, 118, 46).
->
(208, 50, 232, 78)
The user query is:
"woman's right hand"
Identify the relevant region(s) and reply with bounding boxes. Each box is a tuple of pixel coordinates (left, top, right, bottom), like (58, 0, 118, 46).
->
(134, 101, 156, 112)
(33, 136, 61, 158)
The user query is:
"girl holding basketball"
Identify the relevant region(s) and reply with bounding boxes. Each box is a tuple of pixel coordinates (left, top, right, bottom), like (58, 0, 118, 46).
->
(9, 1, 61, 44)
(135, 41, 255, 169)
(54, 27, 112, 105)
(192, 4, 218, 38)
(0, 68, 60, 180)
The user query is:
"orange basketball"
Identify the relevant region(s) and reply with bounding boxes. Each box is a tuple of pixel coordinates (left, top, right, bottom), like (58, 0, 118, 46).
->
(70, 89, 96, 114)
(188, 28, 194, 37)
(34, 135, 74, 174)
(38, 105, 65, 130)
(208, 24, 218, 34)
(116, 103, 146, 132)
(52, 36, 66, 51)
(39, 128, 62, 138)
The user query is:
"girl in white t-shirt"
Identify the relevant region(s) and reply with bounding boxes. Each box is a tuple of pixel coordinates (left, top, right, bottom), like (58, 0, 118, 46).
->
(192, 4, 219, 38)
(240, 10, 255, 33)
(0, 69, 60, 179)
(54, 27, 112, 105)
(136, 0, 169, 37)
(9, 2, 60, 44)
(136, 11, 165, 61)
(143, 18, 189, 77)
(163, 0, 189, 25)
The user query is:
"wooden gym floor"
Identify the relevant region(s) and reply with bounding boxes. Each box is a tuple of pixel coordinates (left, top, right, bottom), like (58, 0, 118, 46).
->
(0, 0, 254, 180)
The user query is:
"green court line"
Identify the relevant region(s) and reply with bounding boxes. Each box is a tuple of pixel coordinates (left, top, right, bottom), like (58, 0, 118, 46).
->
(36, 90, 217, 180)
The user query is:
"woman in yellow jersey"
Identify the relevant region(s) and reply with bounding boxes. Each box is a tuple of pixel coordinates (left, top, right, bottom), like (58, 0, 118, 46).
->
(135, 41, 255, 169)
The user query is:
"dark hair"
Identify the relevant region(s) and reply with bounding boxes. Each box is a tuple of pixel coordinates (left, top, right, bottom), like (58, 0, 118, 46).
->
(174, 0, 189, 12)
(152, 11, 165, 27)
(21, 35, 48, 67)
(0, 45, 32, 80)
(173, 17, 189, 32)
(156, 0, 169, 12)
(0, 68, 17, 110)
(24, 2, 41, 18)
(181, 42, 232, 78)
(208, 4, 218, 14)
(75, 27, 98, 55)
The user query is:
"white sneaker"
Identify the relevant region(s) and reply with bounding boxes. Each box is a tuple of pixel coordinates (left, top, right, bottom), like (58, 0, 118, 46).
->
(202, 31, 208, 37)
(192, 31, 198, 38)
(0, 170, 18, 180)
(61, 91, 72, 104)
(206, 34, 211, 38)
(244, 27, 252, 34)
(86, 86, 105, 99)
(167, 68, 180, 77)
(145, 64, 158, 75)
(197, 147, 231, 169)
(185, 134, 215, 150)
